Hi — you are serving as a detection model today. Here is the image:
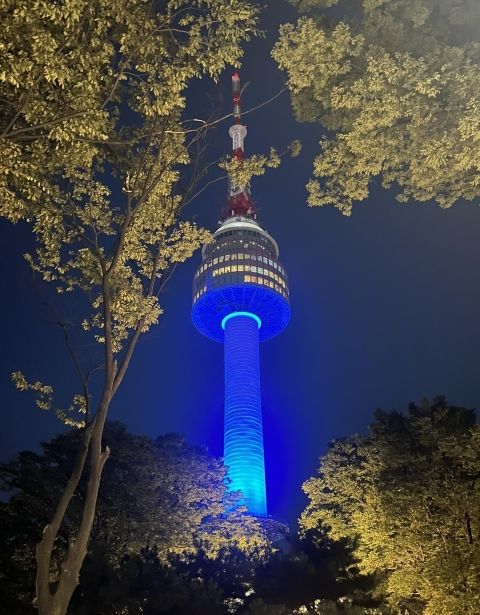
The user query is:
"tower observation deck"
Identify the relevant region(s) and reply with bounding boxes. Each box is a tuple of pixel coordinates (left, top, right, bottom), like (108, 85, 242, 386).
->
(191, 73, 290, 516)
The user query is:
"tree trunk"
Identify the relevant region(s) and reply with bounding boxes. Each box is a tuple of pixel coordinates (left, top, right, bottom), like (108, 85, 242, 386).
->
(35, 422, 94, 614)
(35, 279, 139, 615)
(35, 394, 112, 615)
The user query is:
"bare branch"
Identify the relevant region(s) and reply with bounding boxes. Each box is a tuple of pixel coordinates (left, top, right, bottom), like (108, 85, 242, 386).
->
(56, 321, 91, 417)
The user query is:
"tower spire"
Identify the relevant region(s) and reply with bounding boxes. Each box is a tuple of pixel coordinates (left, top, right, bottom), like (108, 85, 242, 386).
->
(226, 71, 255, 219)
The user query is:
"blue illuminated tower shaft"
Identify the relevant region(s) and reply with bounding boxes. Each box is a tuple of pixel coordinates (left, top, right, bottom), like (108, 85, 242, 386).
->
(224, 314, 267, 516)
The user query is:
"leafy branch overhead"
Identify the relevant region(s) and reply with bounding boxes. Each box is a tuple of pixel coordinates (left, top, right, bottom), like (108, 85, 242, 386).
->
(273, 0, 480, 214)
(220, 140, 302, 189)
(1, 0, 260, 429)
(11, 371, 53, 412)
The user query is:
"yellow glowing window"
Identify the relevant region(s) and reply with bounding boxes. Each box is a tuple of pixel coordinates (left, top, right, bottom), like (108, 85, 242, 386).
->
(224, 265, 231, 273)
(225, 254, 230, 261)
(231, 254, 237, 260)
(252, 276, 258, 283)
(244, 275, 251, 282)
(213, 258, 219, 265)
(238, 264, 244, 272)
(219, 255, 224, 262)
(231, 265, 237, 272)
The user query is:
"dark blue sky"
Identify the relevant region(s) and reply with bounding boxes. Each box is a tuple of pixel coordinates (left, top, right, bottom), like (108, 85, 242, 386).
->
(1, 2, 480, 524)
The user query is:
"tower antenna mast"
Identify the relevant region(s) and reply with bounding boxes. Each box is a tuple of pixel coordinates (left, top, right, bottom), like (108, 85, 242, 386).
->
(226, 72, 255, 219)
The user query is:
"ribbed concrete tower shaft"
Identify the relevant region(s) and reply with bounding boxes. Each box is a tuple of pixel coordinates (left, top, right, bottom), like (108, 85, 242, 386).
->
(224, 313, 266, 515)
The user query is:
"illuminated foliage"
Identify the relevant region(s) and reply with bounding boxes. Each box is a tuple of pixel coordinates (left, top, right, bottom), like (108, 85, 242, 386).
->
(2, 0, 260, 398)
(0, 1, 259, 613)
(220, 147, 281, 188)
(0, 423, 269, 614)
(273, 0, 480, 214)
(301, 398, 480, 614)
(219, 140, 301, 197)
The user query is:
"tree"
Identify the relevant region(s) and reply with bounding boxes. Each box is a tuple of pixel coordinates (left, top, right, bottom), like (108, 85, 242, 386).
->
(0, 3, 260, 612)
(273, 0, 480, 214)
(0, 422, 268, 614)
(300, 397, 480, 614)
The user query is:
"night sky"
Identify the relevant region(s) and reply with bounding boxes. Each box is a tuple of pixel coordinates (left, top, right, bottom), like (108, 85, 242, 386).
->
(1, 1, 480, 525)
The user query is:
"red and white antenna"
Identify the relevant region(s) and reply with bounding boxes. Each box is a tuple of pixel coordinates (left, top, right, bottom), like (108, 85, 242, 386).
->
(229, 72, 246, 159)
(225, 71, 255, 219)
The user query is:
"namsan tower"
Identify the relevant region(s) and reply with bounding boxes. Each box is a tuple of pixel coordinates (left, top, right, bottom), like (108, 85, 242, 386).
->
(191, 73, 290, 516)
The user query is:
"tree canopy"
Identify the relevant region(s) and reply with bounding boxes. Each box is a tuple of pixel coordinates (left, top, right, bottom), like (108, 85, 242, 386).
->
(0, 417, 385, 615)
(300, 397, 480, 614)
(273, 0, 480, 214)
(0, 422, 268, 614)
